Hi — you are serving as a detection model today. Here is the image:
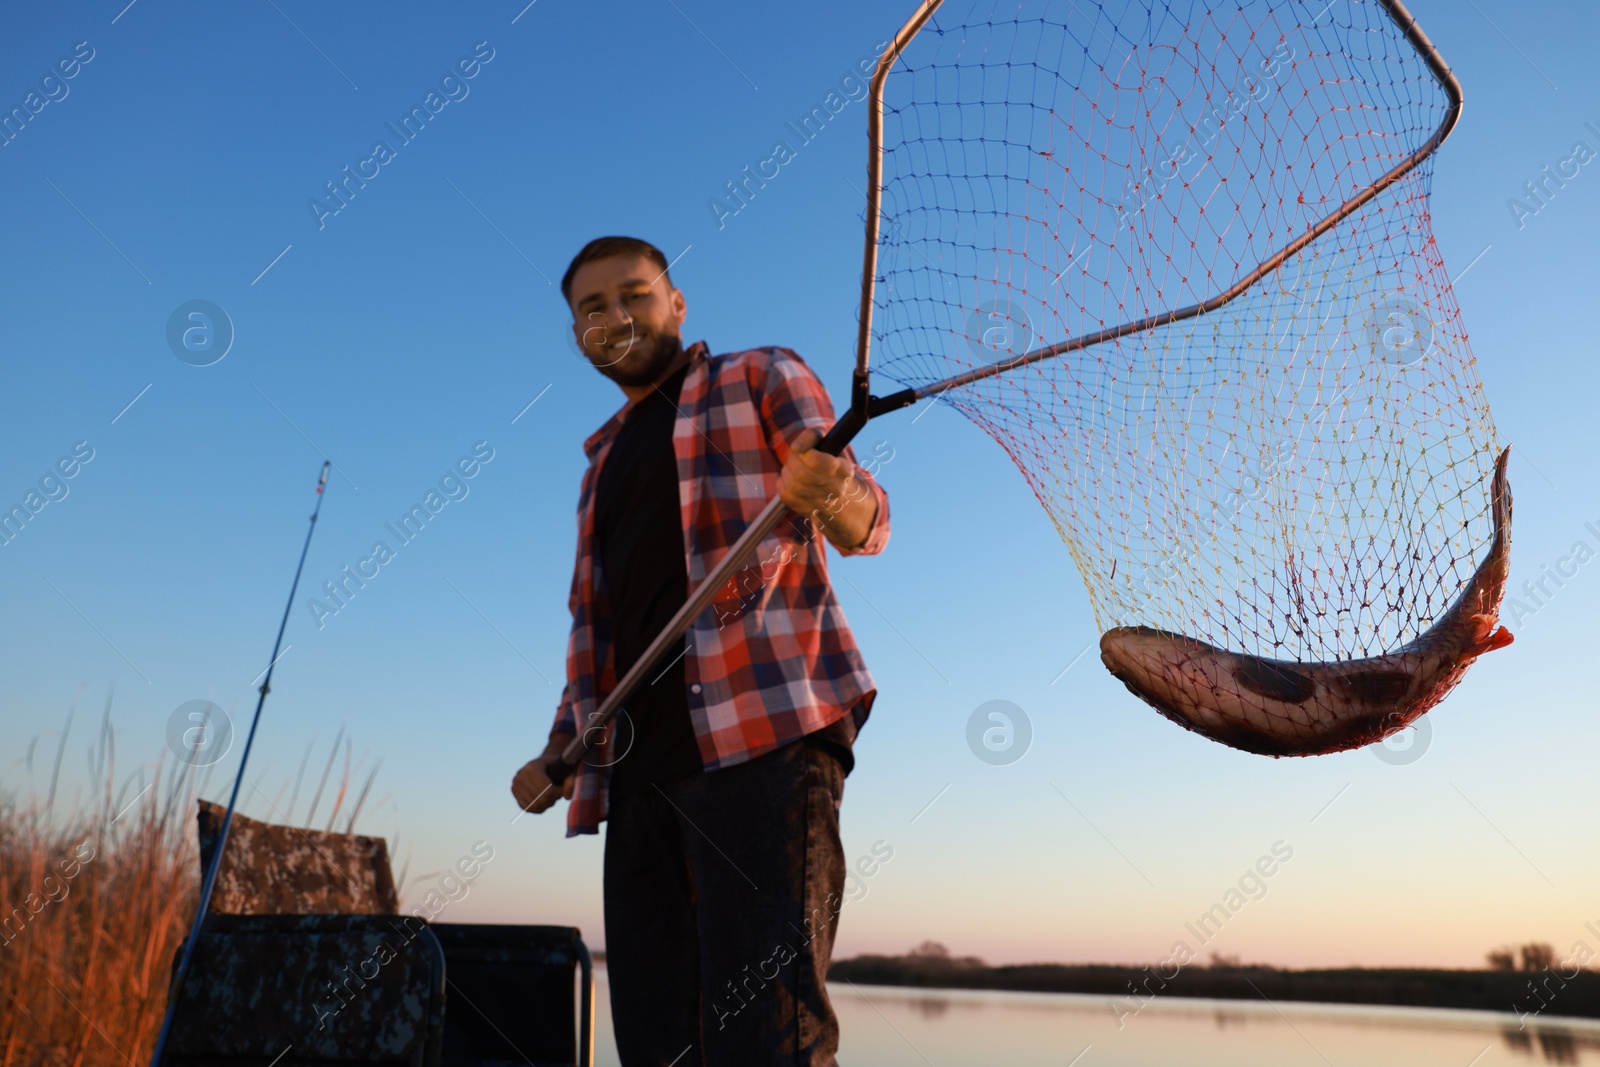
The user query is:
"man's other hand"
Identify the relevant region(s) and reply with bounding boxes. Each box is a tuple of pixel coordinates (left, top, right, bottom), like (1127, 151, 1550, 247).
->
(512, 734, 577, 814)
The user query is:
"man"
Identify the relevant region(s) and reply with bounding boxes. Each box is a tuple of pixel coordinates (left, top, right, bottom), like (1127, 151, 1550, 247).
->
(510, 236, 890, 1065)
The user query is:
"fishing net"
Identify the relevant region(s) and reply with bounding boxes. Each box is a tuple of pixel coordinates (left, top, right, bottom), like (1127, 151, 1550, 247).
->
(871, 0, 1501, 673)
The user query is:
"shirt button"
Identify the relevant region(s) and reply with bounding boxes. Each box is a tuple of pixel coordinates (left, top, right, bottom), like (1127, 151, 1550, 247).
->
(690, 683, 702, 694)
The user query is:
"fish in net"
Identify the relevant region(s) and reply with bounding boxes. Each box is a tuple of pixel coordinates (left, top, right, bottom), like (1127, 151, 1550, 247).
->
(869, 0, 1511, 756)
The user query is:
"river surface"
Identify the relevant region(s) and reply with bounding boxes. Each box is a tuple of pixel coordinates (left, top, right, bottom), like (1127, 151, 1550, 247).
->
(588, 969, 1600, 1065)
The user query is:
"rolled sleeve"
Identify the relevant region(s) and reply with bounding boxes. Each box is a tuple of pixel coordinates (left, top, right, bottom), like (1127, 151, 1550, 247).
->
(551, 519, 587, 742)
(835, 473, 889, 557)
(552, 686, 578, 739)
(756, 346, 892, 558)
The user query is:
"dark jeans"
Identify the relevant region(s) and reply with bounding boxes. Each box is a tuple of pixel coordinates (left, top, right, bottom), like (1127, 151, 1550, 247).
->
(603, 736, 847, 1067)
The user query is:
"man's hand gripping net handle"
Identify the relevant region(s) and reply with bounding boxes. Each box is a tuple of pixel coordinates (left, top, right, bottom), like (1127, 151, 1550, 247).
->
(544, 390, 872, 786)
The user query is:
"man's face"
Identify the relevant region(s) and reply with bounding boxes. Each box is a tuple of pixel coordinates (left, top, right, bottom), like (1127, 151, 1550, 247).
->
(568, 254, 687, 388)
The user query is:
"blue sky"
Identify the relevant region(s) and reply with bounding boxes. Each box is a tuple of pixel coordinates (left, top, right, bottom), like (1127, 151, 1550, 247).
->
(1, 0, 1597, 969)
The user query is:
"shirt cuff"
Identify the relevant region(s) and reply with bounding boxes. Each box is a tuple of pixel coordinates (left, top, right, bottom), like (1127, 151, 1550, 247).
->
(552, 700, 577, 740)
(834, 477, 890, 557)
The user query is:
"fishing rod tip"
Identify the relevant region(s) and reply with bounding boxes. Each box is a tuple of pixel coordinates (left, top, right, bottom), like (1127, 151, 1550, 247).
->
(318, 461, 331, 487)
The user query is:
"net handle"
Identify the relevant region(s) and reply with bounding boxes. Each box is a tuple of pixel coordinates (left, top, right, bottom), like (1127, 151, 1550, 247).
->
(866, 0, 1466, 415)
(548, 492, 784, 783)
(852, 0, 948, 392)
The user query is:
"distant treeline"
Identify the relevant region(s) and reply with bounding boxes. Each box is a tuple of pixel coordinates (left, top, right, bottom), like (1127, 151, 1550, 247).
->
(827, 953, 1600, 1021)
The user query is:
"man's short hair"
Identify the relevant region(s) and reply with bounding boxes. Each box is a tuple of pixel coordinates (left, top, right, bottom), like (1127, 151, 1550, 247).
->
(560, 236, 672, 305)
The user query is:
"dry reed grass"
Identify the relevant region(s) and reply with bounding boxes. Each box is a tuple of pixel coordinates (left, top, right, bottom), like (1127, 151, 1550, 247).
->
(0, 693, 390, 1066)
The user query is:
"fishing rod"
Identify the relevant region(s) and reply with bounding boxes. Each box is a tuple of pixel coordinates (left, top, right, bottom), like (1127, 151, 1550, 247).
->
(148, 460, 331, 1067)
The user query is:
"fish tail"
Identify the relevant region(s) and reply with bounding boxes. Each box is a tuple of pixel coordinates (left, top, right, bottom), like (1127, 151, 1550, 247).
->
(1466, 617, 1514, 656)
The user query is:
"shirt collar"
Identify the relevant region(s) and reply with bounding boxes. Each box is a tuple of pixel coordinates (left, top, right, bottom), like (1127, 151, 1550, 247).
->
(582, 340, 709, 460)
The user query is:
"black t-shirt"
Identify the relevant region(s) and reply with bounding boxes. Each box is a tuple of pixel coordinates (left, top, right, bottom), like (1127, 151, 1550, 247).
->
(592, 362, 864, 792)
(594, 365, 702, 792)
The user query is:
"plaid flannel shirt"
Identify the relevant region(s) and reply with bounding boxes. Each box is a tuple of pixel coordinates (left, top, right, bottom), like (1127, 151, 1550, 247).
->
(551, 341, 890, 836)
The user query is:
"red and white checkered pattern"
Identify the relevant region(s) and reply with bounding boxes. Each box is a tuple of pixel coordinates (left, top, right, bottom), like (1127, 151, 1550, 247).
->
(552, 342, 890, 836)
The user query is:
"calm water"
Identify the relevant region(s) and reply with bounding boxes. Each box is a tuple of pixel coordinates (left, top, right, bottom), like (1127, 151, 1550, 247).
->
(589, 968, 1600, 1066)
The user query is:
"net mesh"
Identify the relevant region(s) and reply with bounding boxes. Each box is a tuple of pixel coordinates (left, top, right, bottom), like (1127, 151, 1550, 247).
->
(873, 0, 1500, 664)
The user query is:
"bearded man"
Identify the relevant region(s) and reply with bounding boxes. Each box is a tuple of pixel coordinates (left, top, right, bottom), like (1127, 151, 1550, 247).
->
(511, 236, 890, 1066)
